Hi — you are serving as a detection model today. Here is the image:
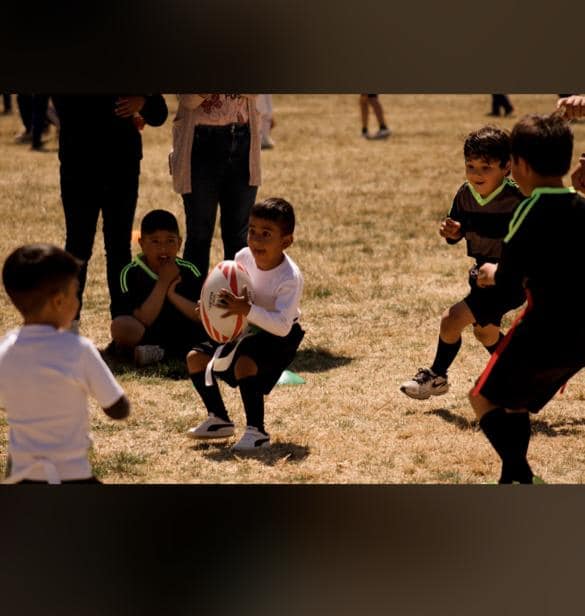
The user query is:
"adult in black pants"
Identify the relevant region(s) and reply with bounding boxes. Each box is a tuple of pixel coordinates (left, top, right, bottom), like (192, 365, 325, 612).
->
(488, 94, 514, 117)
(51, 95, 168, 322)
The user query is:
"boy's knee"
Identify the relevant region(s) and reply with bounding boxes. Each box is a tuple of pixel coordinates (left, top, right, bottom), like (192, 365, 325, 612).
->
(111, 315, 144, 346)
(473, 325, 496, 346)
(186, 350, 209, 373)
(234, 355, 258, 380)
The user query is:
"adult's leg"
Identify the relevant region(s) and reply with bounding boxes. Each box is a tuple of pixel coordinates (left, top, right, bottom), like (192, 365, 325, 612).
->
(359, 94, 369, 133)
(16, 94, 32, 135)
(218, 127, 257, 260)
(60, 164, 102, 318)
(368, 95, 388, 129)
(102, 162, 139, 318)
(31, 94, 49, 149)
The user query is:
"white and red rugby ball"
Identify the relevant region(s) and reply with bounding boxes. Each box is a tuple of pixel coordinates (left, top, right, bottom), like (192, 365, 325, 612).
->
(200, 260, 254, 343)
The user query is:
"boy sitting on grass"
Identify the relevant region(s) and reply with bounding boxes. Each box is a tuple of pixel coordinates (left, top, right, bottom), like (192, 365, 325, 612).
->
(0, 244, 129, 484)
(111, 209, 206, 366)
(186, 197, 304, 452)
(401, 126, 525, 400)
(471, 113, 585, 484)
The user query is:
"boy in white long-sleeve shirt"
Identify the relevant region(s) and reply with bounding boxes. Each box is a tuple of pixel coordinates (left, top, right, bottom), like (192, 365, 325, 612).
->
(186, 198, 304, 452)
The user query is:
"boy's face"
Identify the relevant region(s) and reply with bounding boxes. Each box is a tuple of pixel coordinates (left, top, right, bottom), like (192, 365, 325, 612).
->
(54, 277, 80, 329)
(510, 155, 532, 196)
(465, 157, 510, 197)
(247, 216, 292, 271)
(139, 230, 181, 273)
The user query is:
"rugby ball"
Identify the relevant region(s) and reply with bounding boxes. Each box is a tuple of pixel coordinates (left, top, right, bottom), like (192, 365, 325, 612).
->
(200, 260, 254, 343)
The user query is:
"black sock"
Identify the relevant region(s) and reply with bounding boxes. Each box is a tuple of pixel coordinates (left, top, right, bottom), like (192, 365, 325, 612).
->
(380, 123, 388, 130)
(238, 376, 266, 434)
(479, 408, 532, 483)
(485, 332, 505, 355)
(190, 371, 230, 422)
(430, 337, 462, 377)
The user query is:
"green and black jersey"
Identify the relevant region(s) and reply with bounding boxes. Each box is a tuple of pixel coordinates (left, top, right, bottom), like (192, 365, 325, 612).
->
(447, 178, 524, 264)
(495, 187, 585, 316)
(118, 254, 202, 319)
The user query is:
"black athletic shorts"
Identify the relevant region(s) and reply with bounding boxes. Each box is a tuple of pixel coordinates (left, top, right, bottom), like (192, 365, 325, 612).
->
(474, 311, 585, 412)
(464, 266, 525, 327)
(193, 323, 305, 394)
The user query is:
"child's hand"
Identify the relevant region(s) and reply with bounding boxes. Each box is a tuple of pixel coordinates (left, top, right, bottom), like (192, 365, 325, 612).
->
(115, 96, 146, 118)
(217, 286, 251, 317)
(159, 260, 181, 286)
(440, 217, 462, 240)
(477, 263, 497, 287)
(194, 300, 202, 321)
(571, 156, 585, 193)
(557, 95, 585, 121)
(167, 276, 182, 296)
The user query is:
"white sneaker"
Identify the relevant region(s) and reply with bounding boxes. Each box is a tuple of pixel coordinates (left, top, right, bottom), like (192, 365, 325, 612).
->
(134, 345, 165, 366)
(231, 427, 270, 452)
(370, 127, 391, 140)
(187, 414, 235, 439)
(261, 135, 275, 149)
(400, 368, 449, 400)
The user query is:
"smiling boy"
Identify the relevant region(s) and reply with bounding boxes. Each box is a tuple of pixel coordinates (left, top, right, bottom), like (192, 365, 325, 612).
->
(401, 126, 526, 399)
(185, 197, 304, 452)
(110, 209, 205, 366)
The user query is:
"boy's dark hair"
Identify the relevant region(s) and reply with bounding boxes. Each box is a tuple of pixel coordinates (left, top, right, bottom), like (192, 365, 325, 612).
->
(141, 209, 180, 236)
(250, 197, 295, 235)
(464, 125, 511, 167)
(510, 113, 573, 177)
(2, 244, 81, 316)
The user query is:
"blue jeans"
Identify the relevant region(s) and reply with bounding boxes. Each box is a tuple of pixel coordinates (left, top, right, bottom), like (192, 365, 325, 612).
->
(182, 123, 257, 276)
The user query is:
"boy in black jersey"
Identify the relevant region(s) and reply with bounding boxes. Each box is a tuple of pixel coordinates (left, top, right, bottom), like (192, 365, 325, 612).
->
(471, 113, 585, 484)
(110, 209, 205, 366)
(401, 126, 525, 400)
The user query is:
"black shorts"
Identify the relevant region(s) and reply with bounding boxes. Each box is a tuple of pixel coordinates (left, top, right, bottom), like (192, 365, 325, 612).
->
(474, 311, 585, 412)
(193, 323, 305, 395)
(464, 268, 525, 327)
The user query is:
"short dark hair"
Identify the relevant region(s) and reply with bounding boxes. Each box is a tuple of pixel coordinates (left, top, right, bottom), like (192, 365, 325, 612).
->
(464, 125, 511, 167)
(2, 244, 81, 316)
(250, 197, 295, 235)
(141, 209, 180, 236)
(510, 113, 573, 177)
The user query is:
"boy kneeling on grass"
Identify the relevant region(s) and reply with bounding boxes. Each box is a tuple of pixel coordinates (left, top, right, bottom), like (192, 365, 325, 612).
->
(186, 198, 304, 453)
(471, 112, 585, 484)
(0, 244, 129, 484)
(111, 209, 206, 366)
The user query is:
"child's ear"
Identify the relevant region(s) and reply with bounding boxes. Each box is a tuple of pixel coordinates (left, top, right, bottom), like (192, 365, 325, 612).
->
(282, 234, 293, 249)
(177, 236, 183, 251)
(138, 237, 145, 252)
(503, 160, 512, 176)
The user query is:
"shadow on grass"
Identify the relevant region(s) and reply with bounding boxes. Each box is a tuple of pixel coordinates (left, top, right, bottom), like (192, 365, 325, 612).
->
(101, 350, 189, 380)
(190, 441, 310, 466)
(289, 347, 353, 373)
(425, 408, 478, 431)
(531, 416, 585, 437)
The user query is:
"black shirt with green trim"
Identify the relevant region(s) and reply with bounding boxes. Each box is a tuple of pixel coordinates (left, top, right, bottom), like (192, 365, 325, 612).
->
(447, 178, 524, 264)
(496, 187, 585, 316)
(118, 254, 203, 323)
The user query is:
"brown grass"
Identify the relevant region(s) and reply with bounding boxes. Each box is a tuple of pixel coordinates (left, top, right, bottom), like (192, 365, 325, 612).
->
(1, 94, 585, 483)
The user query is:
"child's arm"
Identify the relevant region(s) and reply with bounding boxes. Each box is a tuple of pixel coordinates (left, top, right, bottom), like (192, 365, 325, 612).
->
(133, 261, 180, 326)
(557, 95, 585, 120)
(166, 278, 201, 322)
(81, 341, 130, 420)
(571, 154, 585, 193)
(218, 278, 302, 337)
(114, 95, 168, 127)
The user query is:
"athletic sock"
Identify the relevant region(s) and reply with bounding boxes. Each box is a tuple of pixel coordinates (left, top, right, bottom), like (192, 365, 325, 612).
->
(430, 337, 462, 377)
(189, 371, 230, 421)
(238, 376, 266, 434)
(485, 332, 505, 355)
(479, 408, 532, 483)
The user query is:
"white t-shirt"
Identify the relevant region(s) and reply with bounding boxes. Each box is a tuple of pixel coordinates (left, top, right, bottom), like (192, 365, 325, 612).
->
(0, 325, 124, 482)
(235, 247, 303, 337)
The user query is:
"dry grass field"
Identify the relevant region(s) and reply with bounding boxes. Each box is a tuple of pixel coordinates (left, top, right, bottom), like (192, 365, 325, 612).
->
(1, 94, 584, 484)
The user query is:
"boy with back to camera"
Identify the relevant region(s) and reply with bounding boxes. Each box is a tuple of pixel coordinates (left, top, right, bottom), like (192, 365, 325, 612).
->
(401, 126, 525, 400)
(111, 209, 206, 366)
(186, 197, 304, 452)
(471, 113, 585, 484)
(0, 244, 129, 484)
